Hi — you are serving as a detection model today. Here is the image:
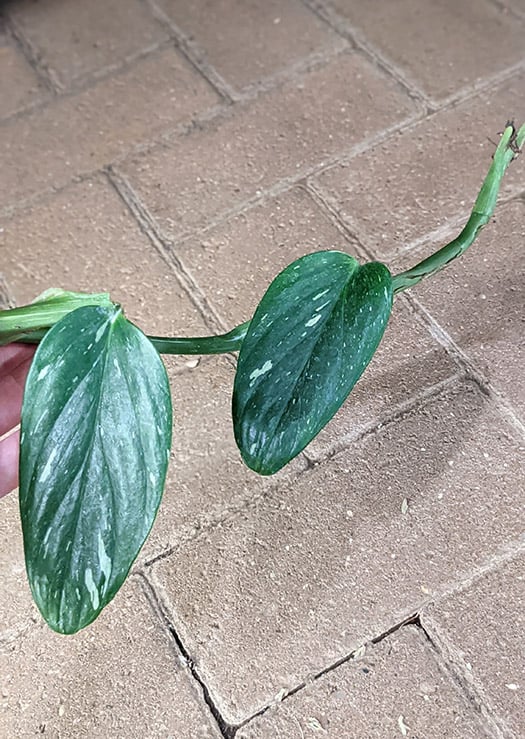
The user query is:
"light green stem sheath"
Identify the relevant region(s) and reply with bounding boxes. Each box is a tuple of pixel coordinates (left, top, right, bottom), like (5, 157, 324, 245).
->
(0, 290, 113, 346)
(0, 124, 522, 355)
(391, 122, 524, 294)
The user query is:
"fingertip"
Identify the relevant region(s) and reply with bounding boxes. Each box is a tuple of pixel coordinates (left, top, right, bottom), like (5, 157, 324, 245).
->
(0, 429, 20, 498)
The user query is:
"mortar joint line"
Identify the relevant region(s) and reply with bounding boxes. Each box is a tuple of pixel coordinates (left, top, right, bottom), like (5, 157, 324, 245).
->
(304, 179, 375, 261)
(438, 57, 525, 110)
(231, 39, 351, 104)
(486, 0, 525, 22)
(303, 372, 464, 468)
(0, 274, 17, 310)
(144, 0, 237, 104)
(432, 536, 525, 609)
(52, 38, 174, 101)
(2, 11, 64, 94)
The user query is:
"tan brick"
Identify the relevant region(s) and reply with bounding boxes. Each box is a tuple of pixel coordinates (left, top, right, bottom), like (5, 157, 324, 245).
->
(0, 578, 222, 738)
(0, 47, 219, 206)
(422, 552, 525, 738)
(151, 381, 525, 722)
(175, 186, 457, 460)
(155, 0, 340, 90)
(395, 200, 525, 418)
(0, 175, 206, 341)
(6, 0, 167, 87)
(238, 626, 485, 738)
(120, 50, 416, 240)
(314, 74, 525, 259)
(329, 0, 525, 103)
(0, 27, 47, 117)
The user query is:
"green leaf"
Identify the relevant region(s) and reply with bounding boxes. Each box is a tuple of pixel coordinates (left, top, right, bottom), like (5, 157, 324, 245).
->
(19, 305, 172, 634)
(233, 251, 393, 474)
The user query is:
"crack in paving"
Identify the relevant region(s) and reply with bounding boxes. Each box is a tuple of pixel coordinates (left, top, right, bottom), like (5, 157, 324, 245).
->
(141, 539, 525, 739)
(142, 563, 422, 738)
(163, 621, 236, 739)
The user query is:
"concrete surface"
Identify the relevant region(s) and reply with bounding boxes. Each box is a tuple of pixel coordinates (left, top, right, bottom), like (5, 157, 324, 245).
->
(0, 0, 524, 737)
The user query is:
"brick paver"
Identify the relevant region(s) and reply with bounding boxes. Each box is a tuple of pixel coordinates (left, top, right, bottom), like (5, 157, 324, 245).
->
(1, 0, 524, 737)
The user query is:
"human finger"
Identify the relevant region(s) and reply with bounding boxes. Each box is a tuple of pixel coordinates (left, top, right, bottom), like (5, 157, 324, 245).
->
(0, 345, 35, 437)
(0, 428, 20, 498)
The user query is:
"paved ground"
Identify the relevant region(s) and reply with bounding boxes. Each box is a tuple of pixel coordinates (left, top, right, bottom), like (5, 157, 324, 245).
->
(1, 0, 524, 737)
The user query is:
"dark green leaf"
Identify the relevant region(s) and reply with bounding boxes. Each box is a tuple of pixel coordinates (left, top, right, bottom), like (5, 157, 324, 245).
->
(233, 251, 393, 474)
(19, 305, 172, 634)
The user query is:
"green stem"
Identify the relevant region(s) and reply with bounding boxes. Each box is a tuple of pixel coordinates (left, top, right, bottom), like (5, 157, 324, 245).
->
(392, 122, 524, 294)
(5, 317, 251, 355)
(148, 321, 250, 354)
